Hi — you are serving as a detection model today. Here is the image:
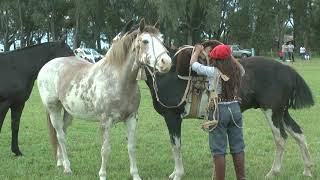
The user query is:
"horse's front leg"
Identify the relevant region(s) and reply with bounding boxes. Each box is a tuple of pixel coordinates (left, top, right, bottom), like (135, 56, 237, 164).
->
(165, 112, 184, 180)
(125, 113, 142, 180)
(283, 110, 313, 177)
(99, 117, 113, 180)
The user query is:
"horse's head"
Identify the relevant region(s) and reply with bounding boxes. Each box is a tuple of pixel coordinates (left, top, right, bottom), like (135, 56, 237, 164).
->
(111, 19, 172, 73)
(133, 19, 172, 73)
(51, 37, 74, 58)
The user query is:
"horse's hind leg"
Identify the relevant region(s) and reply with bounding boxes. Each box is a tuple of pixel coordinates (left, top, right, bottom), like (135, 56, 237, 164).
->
(10, 102, 25, 156)
(99, 116, 113, 180)
(57, 110, 73, 167)
(262, 109, 287, 178)
(283, 110, 313, 177)
(47, 104, 72, 174)
(125, 113, 141, 180)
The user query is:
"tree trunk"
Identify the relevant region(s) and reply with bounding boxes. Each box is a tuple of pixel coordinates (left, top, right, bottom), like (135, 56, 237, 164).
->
(18, 0, 25, 47)
(73, 6, 80, 49)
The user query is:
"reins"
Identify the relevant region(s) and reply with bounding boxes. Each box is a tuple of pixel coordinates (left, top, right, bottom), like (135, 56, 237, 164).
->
(145, 46, 196, 109)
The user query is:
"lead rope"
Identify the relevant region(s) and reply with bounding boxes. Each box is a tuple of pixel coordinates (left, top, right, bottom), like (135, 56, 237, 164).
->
(145, 60, 193, 109)
(143, 45, 195, 109)
(201, 73, 220, 132)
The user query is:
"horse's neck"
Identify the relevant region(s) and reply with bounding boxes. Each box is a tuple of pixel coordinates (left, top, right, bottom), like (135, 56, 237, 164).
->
(102, 53, 140, 90)
(8, 47, 52, 79)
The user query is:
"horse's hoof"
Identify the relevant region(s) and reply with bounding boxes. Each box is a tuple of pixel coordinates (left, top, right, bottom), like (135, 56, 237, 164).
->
(13, 150, 23, 156)
(169, 171, 175, 179)
(133, 176, 142, 180)
(132, 174, 142, 180)
(303, 170, 312, 177)
(64, 169, 72, 175)
(265, 170, 279, 179)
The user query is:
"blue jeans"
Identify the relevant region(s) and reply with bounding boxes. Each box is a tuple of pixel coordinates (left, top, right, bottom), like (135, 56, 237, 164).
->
(208, 101, 245, 155)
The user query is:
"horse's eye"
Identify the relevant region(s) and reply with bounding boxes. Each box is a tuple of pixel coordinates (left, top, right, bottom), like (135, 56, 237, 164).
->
(142, 40, 149, 44)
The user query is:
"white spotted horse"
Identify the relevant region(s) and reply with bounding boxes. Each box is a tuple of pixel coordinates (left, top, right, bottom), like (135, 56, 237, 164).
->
(37, 19, 172, 180)
(0, 39, 73, 156)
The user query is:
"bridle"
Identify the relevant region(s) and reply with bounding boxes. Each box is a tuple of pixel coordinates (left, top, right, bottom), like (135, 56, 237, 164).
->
(145, 46, 196, 109)
(136, 33, 169, 80)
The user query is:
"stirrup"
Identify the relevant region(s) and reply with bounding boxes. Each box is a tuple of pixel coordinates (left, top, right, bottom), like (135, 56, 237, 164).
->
(201, 120, 218, 132)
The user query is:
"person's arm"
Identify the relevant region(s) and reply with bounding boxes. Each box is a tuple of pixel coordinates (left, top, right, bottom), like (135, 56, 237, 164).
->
(190, 44, 216, 77)
(191, 62, 216, 77)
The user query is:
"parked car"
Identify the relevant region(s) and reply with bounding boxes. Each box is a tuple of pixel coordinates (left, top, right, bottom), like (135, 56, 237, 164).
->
(74, 48, 104, 63)
(229, 45, 252, 58)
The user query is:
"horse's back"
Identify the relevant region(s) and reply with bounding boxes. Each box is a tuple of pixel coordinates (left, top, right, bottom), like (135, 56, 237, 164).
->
(239, 57, 296, 109)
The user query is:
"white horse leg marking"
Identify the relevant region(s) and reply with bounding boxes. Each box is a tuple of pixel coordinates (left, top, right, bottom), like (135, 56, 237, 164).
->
(169, 136, 184, 180)
(57, 144, 63, 167)
(285, 125, 313, 177)
(125, 113, 142, 180)
(99, 118, 113, 180)
(262, 109, 286, 178)
(49, 111, 72, 174)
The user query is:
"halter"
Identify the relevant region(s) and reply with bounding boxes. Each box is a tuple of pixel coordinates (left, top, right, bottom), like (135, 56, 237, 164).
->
(136, 34, 168, 80)
(145, 46, 196, 108)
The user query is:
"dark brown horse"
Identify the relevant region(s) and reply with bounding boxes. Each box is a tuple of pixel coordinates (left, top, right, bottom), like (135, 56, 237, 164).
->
(144, 41, 314, 179)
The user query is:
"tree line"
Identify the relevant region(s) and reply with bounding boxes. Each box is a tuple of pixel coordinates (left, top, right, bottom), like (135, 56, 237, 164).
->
(1, 0, 319, 55)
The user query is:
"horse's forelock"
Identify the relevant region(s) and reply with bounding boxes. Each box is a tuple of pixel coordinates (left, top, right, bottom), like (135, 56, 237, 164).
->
(105, 25, 160, 67)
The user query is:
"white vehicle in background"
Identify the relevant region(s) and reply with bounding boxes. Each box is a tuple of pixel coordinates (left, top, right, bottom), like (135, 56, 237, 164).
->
(74, 48, 104, 63)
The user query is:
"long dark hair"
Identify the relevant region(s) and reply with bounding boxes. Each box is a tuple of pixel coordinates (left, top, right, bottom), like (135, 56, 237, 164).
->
(212, 56, 242, 99)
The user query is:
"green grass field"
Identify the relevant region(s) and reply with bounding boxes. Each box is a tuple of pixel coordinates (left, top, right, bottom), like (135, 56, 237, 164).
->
(0, 58, 319, 180)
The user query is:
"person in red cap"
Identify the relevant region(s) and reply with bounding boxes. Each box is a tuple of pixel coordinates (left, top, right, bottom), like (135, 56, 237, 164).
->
(190, 44, 245, 180)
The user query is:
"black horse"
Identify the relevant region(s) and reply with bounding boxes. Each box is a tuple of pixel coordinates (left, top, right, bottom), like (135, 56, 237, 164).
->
(0, 40, 74, 156)
(144, 47, 314, 179)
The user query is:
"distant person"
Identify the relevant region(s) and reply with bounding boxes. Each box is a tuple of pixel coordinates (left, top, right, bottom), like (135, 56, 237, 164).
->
(281, 43, 288, 62)
(278, 51, 283, 60)
(300, 46, 306, 60)
(287, 42, 294, 62)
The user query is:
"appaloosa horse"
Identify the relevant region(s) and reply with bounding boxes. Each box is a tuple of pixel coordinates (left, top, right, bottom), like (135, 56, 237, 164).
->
(0, 40, 73, 156)
(37, 19, 172, 180)
(143, 43, 314, 179)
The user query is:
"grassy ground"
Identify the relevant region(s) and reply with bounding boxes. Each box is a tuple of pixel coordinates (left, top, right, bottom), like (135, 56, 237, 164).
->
(0, 58, 319, 180)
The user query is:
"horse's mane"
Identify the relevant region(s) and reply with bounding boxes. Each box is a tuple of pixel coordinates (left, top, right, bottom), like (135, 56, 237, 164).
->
(104, 25, 159, 67)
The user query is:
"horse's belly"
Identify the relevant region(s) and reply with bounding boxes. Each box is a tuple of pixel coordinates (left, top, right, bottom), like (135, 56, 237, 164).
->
(62, 98, 97, 120)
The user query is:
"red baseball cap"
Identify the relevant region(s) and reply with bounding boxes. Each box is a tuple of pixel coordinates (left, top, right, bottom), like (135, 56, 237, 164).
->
(209, 44, 231, 60)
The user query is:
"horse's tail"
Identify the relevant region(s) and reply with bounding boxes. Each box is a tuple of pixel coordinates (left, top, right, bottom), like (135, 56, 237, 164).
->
(289, 69, 314, 109)
(47, 112, 58, 158)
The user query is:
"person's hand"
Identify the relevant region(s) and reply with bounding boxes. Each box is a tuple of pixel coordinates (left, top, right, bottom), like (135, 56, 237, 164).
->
(194, 44, 204, 53)
(190, 44, 204, 65)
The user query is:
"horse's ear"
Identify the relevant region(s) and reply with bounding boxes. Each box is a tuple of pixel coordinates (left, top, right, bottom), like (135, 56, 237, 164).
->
(154, 20, 160, 29)
(59, 34, 67, 44)
(139, 18, 145, 32)
(122, 20, 134, 34)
